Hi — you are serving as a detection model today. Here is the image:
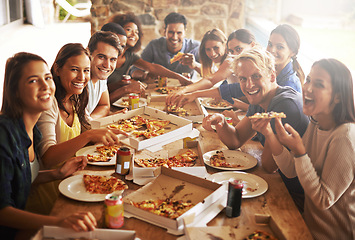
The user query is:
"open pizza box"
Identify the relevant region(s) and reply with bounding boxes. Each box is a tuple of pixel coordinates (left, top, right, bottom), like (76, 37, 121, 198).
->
(130, 129, 204, 184)
(33, 226, 136, 240)
(124, 167, 227, 235)
(148, 95, 208, 123)
(184, 214, 286, 240)
(91, 106, 194, 151)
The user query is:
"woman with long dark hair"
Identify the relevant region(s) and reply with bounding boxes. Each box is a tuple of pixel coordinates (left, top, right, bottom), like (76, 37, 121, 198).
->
(0, 52, 96, 239)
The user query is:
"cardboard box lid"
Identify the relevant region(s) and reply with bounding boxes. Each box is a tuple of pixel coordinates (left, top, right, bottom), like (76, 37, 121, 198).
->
(123, 168, 225, 233)
(34, 226, 136, 240)
(184, 214, 286, 240)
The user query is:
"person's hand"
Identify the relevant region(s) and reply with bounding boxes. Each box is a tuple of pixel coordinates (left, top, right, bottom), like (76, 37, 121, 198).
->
(57, 212, 97, 232)
(86, 128, 126, 146)
(180, 53, 196, 69)
(202, 113, 225, 131)
(57, 156, 88, 179)
(166, 88, 186, 106)
(249, 118, 273, 137)
(173, 92, 196, 107)
(125, 80, 146, 96)
(222, 110, 240, 126)
(274, 117, 306, 156)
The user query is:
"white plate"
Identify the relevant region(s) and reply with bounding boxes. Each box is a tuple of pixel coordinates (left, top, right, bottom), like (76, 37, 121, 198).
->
(203, 149, 257, 171)
(206, 171, 268, 198)
(58, 175, 109, 202)
(76, 145, 116, 166)
(112, 97, 147, 108)
(201, 98, 233, 110)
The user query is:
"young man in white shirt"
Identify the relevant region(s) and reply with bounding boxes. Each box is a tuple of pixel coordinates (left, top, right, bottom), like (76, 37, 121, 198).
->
(86, 30, 123, 120)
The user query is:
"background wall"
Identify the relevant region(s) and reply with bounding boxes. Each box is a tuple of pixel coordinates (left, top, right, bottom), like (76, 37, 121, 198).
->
(90, 0, 245, 48)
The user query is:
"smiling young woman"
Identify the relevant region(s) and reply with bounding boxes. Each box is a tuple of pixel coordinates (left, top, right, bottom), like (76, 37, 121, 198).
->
(0, 52, 96, 239)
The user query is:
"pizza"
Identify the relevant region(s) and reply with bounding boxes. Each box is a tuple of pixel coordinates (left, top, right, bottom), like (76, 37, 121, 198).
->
(135, 149, 198, 168)
(131, 198, 195, 219)
(86, 144, 121, 163)
(166, 105, 189, 116)
(210, 150, 243, 168)
(87, 154, 110, 162)
(170, 52, 185, 64)
(248, 111, 286, 119)
(109, 115, 170, 139)
(96, 145, 121, 157)
(155, 87, 179, 94)
(132, 128, 166, 139)
(208, 99, 232, 108)
(83, 175, 128, 194)
(243, 230, 277, 240)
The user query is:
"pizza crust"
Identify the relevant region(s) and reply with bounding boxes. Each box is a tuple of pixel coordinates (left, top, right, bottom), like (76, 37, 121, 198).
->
(248, 111, 286, 119)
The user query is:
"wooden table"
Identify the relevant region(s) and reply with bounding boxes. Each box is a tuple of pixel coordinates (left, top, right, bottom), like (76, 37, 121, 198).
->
(49, 83, 313, 240)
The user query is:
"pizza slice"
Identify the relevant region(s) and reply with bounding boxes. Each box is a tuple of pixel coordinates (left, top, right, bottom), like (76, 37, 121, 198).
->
(134, 157, 168, 168)
(170, 52, 185, 64)
(166, 105, 189, 116)
(249, 111, 286, 119)
(243, 230, 277, 240)
(83, 175, 128, 194)
(174, 149, 198, 163)
(96, 145, 120, 157)
(131, 199, 194, 219)
(87, 154, 110, 162)
(210, 150, 243, 168)
(145, 119, 170, 132)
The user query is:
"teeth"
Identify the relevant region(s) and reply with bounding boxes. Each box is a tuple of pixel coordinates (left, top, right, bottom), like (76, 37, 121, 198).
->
(248, 90, 259, 95)
(39, 94, 51, 100)
(305, 96, 313, 101)
(73, 82, 84, 87)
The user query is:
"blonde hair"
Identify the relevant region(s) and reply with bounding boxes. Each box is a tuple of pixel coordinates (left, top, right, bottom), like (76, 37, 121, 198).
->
(199, 28, 227, 77)
(234, 47, 275, 76)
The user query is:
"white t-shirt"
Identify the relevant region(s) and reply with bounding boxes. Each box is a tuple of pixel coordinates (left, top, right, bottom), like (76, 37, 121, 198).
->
(86, 79, 108, 116)
(30, 155, 39, 183)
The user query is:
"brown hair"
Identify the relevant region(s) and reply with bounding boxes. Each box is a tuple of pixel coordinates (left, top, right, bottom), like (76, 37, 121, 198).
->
(271, 24, 305, 84)
(199, 28, 227, 77)
(51, 43, 90, 129)
(1, 52, 48, 118)
(87, 30, 122, 56)
(108, 12, 143, 53)
(313, 58, 355, 125)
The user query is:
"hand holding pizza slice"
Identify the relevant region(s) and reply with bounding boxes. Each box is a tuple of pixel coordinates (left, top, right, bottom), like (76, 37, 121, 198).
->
(170, 52, 185, 64)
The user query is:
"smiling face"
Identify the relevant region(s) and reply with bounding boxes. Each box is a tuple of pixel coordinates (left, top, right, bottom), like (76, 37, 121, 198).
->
(204, 40, 226, 64)
(123, 22, 139, 49)
(90, 41, 118, 82)
(227, 38, 253, 55)
(165, 23, 186, 54)
(236, 59, 276, 108)
(267, 33, 294, 71)
(57, 54, 90, 97)
(303, 64, 338, 120)
(18, 61, 55, 114)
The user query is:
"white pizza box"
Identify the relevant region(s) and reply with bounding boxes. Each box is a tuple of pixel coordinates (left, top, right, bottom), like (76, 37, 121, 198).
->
(91, 106, 193, 151)
(184, 214, 286, 240)
(124, 167, 227, 235)
(33, 226, 136, 240)
(131, 129, 201, 182)
(148, 95, 208, 123)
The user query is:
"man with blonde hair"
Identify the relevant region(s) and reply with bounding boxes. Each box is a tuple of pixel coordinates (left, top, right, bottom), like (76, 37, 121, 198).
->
(202, 47, 309, 212)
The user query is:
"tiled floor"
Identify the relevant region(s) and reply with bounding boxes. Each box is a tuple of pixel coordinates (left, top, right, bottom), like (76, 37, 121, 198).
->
(0, 21, 91, 106)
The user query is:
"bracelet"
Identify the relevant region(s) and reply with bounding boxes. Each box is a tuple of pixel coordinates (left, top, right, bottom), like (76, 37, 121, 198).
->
(294, 152, 307, 158)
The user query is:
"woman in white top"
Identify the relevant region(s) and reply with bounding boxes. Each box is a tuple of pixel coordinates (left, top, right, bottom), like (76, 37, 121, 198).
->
(250, 58, 355, 239)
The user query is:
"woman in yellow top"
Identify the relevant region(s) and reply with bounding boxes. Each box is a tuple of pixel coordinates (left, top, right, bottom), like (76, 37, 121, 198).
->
(27, 43, 125, 214)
